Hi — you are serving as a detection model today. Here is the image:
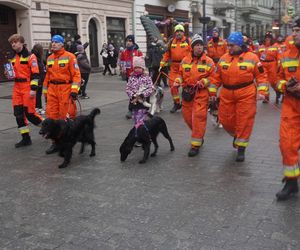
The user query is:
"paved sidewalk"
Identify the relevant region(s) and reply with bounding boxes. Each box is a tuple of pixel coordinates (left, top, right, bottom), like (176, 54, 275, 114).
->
(0, 74, 299, 249)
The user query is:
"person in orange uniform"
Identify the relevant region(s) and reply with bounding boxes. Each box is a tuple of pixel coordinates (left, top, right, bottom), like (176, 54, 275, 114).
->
(257, 31, 281, 103)
(274, 19, 300, 201)
(207, 27, 228, 64)
(208, 32, 269, 162)
(43, 35, 81, 154)
(273, 35, 287, 104)
(285, 35, 294, 50)
(175, 34, 215, 157)
(160, 24, 191, 113)
(274, 35, 287, 52)
(6, 34, 43, 148)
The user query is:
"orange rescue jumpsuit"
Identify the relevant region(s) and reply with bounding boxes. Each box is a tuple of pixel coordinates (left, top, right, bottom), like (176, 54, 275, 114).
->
(207, 38, 228, 63)
(275, 45, 300, 179)
(285, 35, 294, 51)
(176, 53, 215, 147)
(274, 42, 287, 53)
(257, 44, 281, 91)
(209, 52, 269, 148)
(10, 47, 43, 135)
(160, 36, 191, 104)
(43, 48, 81, 119)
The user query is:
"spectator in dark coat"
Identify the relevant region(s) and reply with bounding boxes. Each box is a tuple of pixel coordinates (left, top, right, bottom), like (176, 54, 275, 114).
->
(31, 43, 46, 114)
(70, 34, 89, 54)
(107, 44, 118, 75)
(100, 43, 112, 75)
(148, 37, 168, 87)
(76, 45, 91, 99)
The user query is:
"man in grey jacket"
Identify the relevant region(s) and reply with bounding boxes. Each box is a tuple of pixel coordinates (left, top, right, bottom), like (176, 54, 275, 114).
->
(76, 45, 91, 99)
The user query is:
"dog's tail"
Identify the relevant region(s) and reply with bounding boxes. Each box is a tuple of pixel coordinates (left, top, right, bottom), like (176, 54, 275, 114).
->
(89, 108, 101, 120)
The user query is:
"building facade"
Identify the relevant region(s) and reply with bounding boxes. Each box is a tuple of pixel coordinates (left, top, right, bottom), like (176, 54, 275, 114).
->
(237, 0, 274, 41)
(191, 0, 235, 39)
(0, 0, 134, 81)
(134, 0, 191, 54)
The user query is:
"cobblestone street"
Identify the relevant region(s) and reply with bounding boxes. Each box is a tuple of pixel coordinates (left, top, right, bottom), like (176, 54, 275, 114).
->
(0, 74, 299, 249)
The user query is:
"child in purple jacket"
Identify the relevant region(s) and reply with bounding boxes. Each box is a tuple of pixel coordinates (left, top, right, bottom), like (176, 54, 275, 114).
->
(126, 56, 154, 127)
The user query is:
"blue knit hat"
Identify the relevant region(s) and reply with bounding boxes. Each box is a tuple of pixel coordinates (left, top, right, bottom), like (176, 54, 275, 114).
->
(227, 32, 244, 47)
(51, 35, 64, 44)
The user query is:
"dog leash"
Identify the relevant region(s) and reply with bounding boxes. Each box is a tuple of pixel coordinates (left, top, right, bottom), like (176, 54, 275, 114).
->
(66, 97, 83, 119)
(153, 71, 162, 87)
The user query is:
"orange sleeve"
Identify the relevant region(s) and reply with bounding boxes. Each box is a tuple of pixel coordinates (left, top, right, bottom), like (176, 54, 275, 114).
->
(160, 49, 170, 67)
(275, 58, 288, 93)
(29, 54, 39, 90)
(208, 59, 223, 95)
(69, 54, 82, 94)
(253, 55, 269, 96)
(43, 57, 50, 97)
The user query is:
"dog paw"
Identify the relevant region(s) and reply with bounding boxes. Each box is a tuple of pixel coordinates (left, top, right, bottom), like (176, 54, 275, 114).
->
(150, 153, 156, 157)
(139, 160, 146, 164)
(170, 147, 175, 151)
(89, 153, 95, 157)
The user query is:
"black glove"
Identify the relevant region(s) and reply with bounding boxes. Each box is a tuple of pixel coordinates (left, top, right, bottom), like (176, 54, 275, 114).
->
(70, 92, 77, 100)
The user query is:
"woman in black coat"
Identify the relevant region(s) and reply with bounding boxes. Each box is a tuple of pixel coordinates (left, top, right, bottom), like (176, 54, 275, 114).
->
(100, 43, 112, 75)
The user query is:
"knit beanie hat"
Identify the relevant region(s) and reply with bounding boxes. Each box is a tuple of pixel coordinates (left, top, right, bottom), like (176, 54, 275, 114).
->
(126, 35, 135, 43)
(227, 32, 244, 47)
(133, 56, 145, 70)
(77, 44, 84, 53)
(212, 27, 219, 33)
(265, 31, 273, 39)
(52, 35, 64, 44)
(191, 34, 204, 48)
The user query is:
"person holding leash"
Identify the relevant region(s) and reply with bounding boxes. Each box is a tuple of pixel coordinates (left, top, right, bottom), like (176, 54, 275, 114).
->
(208, 32, 269, 162)
(43, 35, 81, 154)
(175, 34, 215, 157)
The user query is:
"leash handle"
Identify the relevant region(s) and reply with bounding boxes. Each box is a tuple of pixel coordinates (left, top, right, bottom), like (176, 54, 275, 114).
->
(153, 71, 162, 87)
(66, 97, 82, 119)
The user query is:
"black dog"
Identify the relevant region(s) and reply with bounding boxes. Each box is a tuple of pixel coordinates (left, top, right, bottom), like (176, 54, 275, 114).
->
(39, 108, 100, 168)
(120, 116, 175, 163)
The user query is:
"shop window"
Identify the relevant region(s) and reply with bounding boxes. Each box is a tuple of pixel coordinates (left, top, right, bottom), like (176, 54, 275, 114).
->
(107, 17, 125, 50)
(0, 9, 9, 25)
(50, 12, 77, 41)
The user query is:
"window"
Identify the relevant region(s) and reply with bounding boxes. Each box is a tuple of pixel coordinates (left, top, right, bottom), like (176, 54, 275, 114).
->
(0, 9, 9, 24)
(50, 12, 77, 40)
(107, 17, 125, 49)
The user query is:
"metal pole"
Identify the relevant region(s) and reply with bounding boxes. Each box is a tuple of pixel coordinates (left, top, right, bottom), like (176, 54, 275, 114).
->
(278, 0, 281, 35)
(203, 0, 207, 44)
(235, 0, 237, 31)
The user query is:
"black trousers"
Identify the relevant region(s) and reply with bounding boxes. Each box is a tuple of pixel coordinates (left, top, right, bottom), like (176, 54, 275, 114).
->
(103, 64, 112, 75)
(35, 85, 43, 109)
(80, 73, 90, 96)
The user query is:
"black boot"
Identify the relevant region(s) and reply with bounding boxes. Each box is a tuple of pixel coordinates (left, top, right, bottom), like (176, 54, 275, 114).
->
(170, 103, 181, 113)
(275, 92, 281, 104)
(188, 147, 200, 157)
(46, 143, 59, 154)
(236, 146, 246, 162)
(276, 178, 299, 201)
(15, 133, 32, 148)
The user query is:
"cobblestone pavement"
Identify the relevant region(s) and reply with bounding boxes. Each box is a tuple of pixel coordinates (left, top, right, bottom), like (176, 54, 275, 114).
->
(0, 74, 299, 249)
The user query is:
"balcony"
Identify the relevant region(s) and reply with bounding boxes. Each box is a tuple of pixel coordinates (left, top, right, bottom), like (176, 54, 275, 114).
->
(237, 0, 259, 15)
(213, 0, 235, 10)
